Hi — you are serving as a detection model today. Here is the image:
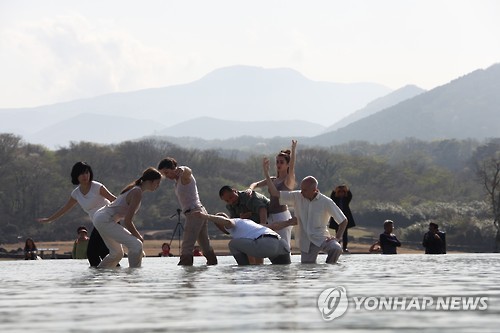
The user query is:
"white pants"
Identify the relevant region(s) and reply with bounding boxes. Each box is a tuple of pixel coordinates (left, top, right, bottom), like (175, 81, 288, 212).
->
(93, 211, 143, 268)
(268, 210, 293, 250)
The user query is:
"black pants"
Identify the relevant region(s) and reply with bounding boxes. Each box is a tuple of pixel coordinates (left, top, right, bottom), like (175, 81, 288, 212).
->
(87, 227, 110, 267)
(342, 228, 349, 250)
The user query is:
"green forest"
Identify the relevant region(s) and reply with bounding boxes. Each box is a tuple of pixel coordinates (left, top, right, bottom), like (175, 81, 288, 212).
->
(1, 133, 499, 252)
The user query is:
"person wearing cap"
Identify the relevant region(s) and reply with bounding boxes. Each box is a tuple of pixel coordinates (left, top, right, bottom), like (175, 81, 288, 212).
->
(197, 211, 296, 265)
(72, 226, 90, 259)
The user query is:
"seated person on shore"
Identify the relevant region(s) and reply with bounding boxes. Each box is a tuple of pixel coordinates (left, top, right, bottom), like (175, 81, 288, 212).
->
(423, 222, 446, 254)
(159, 242, 174, 257)
(72, 226, 89, 259)
(370, 220, 401, 254)
(24, 238, 39, 260)
(196, 211, 296, 265)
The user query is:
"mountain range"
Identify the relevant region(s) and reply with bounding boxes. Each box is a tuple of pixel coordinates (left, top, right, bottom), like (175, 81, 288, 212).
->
(1, 63, 498, 149)
(305, 63, 500, 146)
(0, 65, 390, 148)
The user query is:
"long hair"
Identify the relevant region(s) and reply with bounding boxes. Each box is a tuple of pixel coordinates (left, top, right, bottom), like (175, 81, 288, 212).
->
(24, 238, 37, 251)
(120, 167, 162, 194)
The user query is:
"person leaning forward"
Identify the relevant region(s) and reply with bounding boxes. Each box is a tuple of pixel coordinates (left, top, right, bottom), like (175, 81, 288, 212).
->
(197, 211, 296, 265)
(219, 185, 270, 225)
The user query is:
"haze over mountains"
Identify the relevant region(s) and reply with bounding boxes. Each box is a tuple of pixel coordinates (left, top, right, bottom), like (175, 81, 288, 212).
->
(0, 65, 390, 148)
(0, 63, 499, 149)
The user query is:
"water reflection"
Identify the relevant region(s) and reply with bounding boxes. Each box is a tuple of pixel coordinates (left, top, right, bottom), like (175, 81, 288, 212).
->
(1, 254, 499, 332)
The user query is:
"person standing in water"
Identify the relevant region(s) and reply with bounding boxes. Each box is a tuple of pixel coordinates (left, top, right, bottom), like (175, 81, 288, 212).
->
(93, 167, 162, 268)
(249, 139, 297, 249)
(37, 162, 116, 267)
(158, 157, 218, 266)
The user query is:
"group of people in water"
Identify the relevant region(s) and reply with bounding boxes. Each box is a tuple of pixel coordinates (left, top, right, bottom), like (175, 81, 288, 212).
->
(34, 139, 445, 267)
(35, 139, 355, 267)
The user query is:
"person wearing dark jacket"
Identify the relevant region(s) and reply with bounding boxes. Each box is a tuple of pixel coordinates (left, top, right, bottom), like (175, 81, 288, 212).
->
(423, 222, 446, 254)
(329, 185, 356, 252)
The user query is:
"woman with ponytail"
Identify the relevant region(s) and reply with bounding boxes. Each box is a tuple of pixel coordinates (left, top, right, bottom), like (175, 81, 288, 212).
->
(93, 167, 162, 268)
(249, 139, 297, 249)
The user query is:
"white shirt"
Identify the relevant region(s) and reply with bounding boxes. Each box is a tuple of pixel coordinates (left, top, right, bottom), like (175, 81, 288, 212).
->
(226, 218, 279, 240)
(280, 190, 346, 253)
(70, 180, 111, 220)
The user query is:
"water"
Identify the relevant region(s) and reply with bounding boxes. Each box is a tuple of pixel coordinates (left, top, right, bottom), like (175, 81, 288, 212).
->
(1, 254, 499, 332)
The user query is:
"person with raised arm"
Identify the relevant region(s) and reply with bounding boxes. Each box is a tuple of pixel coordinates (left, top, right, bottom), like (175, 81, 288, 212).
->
(249, 139, 297, 249)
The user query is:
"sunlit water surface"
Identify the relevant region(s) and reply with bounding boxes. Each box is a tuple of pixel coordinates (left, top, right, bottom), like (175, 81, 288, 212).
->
(1, 254, 499, 332)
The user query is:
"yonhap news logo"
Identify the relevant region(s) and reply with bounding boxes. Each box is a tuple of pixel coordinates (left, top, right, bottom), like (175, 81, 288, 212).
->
(318, 287, 488, 321)
(317, 287, 349, 321)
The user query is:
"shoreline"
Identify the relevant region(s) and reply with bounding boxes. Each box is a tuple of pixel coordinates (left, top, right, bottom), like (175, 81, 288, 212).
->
(1, 239, 426, 260)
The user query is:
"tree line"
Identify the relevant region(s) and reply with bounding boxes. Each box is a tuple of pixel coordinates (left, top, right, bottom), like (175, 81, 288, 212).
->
(0, 133, 498, 251)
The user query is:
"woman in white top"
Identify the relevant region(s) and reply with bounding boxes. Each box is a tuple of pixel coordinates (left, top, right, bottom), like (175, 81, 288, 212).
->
(249, 139, 297, 248)
(93, 167, 162, 268)
(37, 162, 116, 267)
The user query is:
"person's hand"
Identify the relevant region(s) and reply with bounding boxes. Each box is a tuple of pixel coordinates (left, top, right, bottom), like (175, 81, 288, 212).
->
(244, 188, 253, 196)
(263, 157, 270, 175)
(174, 167, 184, 178)
(326, 236, 340, 243)
(288, 217, 298, 226)
(37, 218, 50, 223)
(291, 139, 297, 149)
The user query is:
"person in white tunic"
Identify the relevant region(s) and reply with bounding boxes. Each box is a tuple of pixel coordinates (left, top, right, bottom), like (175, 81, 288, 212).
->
(37, 161, 116, 267)
(93, 167, 162, 268)
(263, 158, 348, 264)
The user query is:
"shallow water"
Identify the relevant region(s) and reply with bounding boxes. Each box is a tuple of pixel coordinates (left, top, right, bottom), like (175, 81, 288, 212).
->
(1, 253, 499, 332)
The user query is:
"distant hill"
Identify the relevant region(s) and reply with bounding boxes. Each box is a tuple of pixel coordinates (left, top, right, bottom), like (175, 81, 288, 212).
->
(325, 85, 426, 132)
(158, 116, 325, 139)
(305, 63, 500, 146)
(0, 65, 391, 148)
(28, 113, 165, 148)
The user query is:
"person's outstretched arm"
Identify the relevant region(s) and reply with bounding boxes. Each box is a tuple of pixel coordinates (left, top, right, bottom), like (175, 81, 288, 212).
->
(123, 188, 143, 242)
(267, 217, 298, 231)
(197, 211, 235, 229)
(37, 197, 78, 223)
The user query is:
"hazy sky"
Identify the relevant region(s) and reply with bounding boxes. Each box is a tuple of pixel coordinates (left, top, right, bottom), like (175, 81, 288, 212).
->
(0, 0, 499, 108)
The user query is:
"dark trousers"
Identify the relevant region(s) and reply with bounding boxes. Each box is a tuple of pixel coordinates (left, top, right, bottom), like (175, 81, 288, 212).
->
(342, 228, 349, 250)
(87, 227, 110, 267)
